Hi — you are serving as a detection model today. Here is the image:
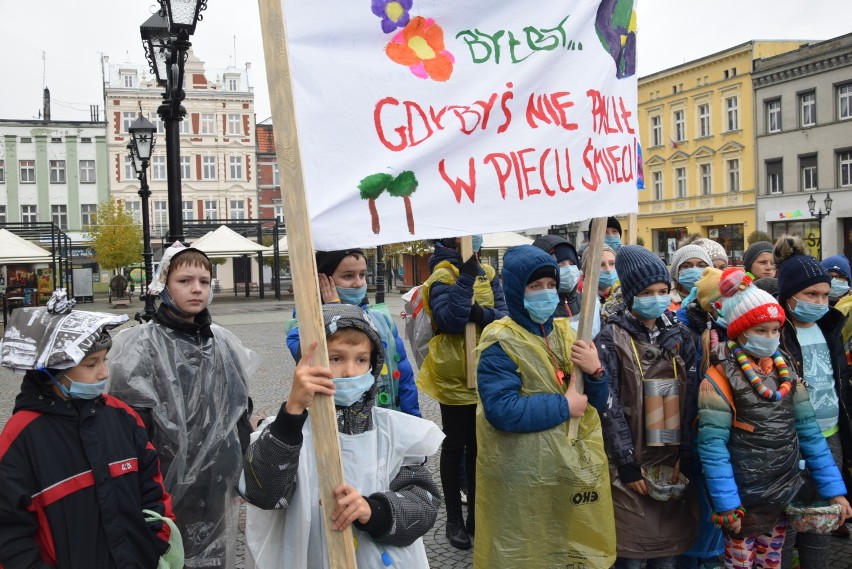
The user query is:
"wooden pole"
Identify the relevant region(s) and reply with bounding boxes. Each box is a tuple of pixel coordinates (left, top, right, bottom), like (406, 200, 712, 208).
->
(256, 1, 357, 566)
(627, 213, 638, 246)
(459, 236, 478, 388)
(568, 217, 607, 439)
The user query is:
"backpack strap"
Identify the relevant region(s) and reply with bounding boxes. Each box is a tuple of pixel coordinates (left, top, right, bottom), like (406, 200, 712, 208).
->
(704, 365, 754, 432)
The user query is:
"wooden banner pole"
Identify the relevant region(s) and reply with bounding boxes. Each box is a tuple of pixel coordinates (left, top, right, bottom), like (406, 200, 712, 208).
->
(257, 0, 357, 566)
(459, 236, 478, 389)
(627, 213, 638, 245)
(568, 217, 607, 439)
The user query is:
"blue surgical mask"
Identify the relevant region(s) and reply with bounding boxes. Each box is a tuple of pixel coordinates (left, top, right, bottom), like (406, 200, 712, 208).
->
(605, 235, 622, 250)
(829, 278, 850, 300)
(524, 289, 559, 324)
(632, 295, 670, 320)
(741, 334, 780, 359)
(471, 235, 483, 252)
(333, 370, 375, 407)
(678, 267, 704, 291)
(336, 285, 367, 306)
(599, 270, 618, 289)
(790, 298, 829, 323)
(558, 265, 580, 293)
(40, 367, 106, 400)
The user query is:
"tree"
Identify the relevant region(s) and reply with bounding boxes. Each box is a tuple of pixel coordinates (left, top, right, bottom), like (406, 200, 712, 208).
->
(358, 173, 392, 234)
(85, 199, 142, 271)
(747, 230, 773, 246)
(636, 235, 645, 247)
(386, 170, 419, 234)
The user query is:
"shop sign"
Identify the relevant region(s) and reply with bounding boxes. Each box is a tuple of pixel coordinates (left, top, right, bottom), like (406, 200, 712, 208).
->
(671, 216, 693, 224)
(695, 215, 714, 222)
(764, 209, 815, 222)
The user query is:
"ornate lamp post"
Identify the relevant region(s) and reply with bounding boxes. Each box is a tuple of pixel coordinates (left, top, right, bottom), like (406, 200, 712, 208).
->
(806, 192, 833, 260)
(140, 0, 207, 244)
(129, 113, 158, 321)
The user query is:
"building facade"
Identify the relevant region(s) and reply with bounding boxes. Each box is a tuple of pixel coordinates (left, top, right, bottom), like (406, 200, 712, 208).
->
(256, 120, 283, 223)
(637, 41, 803, 264)
(753, 33, 852, 260)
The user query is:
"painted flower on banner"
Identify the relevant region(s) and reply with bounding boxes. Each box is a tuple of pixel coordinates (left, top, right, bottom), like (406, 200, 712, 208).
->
(386, 16, 454, 82)
(595, 0, 637, 79)
(371, 0, 412, 34)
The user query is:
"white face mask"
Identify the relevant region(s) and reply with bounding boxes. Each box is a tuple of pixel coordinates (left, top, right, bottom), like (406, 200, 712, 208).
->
(332, 370, 374, 407)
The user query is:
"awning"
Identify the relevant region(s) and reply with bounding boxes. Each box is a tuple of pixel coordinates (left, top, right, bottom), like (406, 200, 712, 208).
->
(189, 225, 272, 257)
(0, 229, 53, 264)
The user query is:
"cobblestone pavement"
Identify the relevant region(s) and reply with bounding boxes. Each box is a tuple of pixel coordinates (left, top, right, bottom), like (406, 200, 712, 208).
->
(2, 292, 851, 568)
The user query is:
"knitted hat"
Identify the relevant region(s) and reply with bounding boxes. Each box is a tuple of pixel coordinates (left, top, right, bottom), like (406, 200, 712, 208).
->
(581, 243, 616, 274)
(607, 216, 622, 235)
(694, 238, 728, 265)
(669, 244, 712, 283)
(742, 241, 773, 274)
(695, 267, 723, 311)
(753, 277, 779, 298)
(316, 249, 365, 277)
(774, 237, 831, 305)
(821, 255, 851, 280)
(527, 264, 558, 284)
(716, 268, 785, 340)
(532, 234, 579, 265)
(615, 245, 670, 308)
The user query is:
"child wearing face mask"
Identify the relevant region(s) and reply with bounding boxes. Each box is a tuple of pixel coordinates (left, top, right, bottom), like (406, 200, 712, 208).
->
(108, 242, 258, 569)
(475, 245, 615, 568)
(238, 304, 443, 569)
(286, 249, 421, 416)
(0, 291, 180, 569)
(697, 267, 852, 569)
(820, 254, 851, 307)
(668, 244, 713, 312)
(773, 236, 852, 563)
(595, 245, 701, 569)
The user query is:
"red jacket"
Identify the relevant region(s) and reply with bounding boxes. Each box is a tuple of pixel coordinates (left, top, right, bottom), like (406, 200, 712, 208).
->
(0, 373, 174, 568)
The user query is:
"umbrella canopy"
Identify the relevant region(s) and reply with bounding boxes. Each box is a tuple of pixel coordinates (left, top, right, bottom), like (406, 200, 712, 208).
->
(0, 229, 53, 263)
(481, 231, 534, 249)
(277, 235, 288, 254)
(189, 225, 272, 257)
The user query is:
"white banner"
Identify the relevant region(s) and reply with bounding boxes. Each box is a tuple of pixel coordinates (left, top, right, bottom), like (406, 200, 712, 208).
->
(284, 0, 640, 249)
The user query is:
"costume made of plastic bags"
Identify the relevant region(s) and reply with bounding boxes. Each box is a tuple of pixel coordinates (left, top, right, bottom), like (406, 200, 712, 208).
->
(475, 317, 616, 569)
(244, 407, 444, 569)
(107, 321, 258, 568)
(417, 260, 497, 405)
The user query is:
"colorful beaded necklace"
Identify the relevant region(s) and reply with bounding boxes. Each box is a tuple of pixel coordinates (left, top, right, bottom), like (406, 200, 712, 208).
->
(727, 340, 792, 401)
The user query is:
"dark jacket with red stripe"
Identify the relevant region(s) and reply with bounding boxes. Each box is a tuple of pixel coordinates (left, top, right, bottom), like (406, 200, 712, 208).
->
(0, 372, 174, 569)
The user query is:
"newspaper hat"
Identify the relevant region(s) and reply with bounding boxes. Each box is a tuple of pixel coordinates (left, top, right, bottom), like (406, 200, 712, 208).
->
(1, 290, 128, 371)
(148, 241, 211, 296)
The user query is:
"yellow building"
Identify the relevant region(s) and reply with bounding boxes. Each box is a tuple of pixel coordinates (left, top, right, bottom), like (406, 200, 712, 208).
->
(636, 41, 803, 264)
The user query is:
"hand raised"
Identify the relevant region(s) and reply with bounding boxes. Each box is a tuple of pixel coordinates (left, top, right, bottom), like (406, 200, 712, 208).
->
(318, 273, 339, 304)
(285, 342, 335, 415)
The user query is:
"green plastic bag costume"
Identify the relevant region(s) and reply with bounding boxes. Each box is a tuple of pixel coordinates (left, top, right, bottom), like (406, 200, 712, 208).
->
(474, 317, 616, 569)
(416, 260, 497, 406)
(143, 509, 184, 569)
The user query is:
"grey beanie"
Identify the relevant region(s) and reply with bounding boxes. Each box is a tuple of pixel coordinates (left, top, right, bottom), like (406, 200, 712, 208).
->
(669, 244, 712, 283)
(615, 245, 670, 308)
(742, 241, 774, 274)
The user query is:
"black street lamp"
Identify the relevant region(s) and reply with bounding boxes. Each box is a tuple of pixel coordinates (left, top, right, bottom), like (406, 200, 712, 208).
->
(806, 192, 833, 260)
(140, 0, 207, 244)
(129, 113, 158, 322)
(375, 244, 385, 304)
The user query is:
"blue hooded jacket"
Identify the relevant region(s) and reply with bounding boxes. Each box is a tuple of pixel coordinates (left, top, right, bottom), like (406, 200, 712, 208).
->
(477, 245, 608, 432)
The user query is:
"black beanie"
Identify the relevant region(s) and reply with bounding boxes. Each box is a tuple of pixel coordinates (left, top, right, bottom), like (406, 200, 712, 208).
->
(615, 245, 670, 308)
(607, 216, 622, 236)
(531, 235, 579, 265)
(315, 249, 365, 277)
(777, 254, 830, 305)
(742, 241, 773, 274)
(527, 265, 558, 284)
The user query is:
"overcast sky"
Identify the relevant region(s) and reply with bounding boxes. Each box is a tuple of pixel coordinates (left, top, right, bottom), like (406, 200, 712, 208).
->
(0, 0, 847, 123)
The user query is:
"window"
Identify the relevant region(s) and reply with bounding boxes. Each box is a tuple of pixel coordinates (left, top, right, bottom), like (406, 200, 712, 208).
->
(840, 84, 852, 120)
(227, 114, 242, 136)
(80, 204, 97, 228)
(225, 75, 239, 91)
(124, 200, 142, 224)
(274, 204, 284, 222)
(150, 113, 165, 135)
(673, 110, 685, 142)
(182, 201, 194, 221)
(229, 199, 245, 220)
(124, 155, 135, 181)
(79, 160, 96, 183)
(800, 92, 816, 127)
(178, 119, 190, 135)
(20, 160, 35, 183)
(229, 155, 243, 179)
(725, 96, 739, 131)
(202, 155, 216, 179)
(766, 160, 783, 195)
(51, 205, 68, 230)
(50, 137, 62, 144)
(21, 205, 37, 224)
(800, 155, 817, 191)
(0, 160, 4, 183)
(650, 115, 662, 147)
(122, 73, 135, 88)
(653, 171, 663, 201)
(180, 156, 191, 180)
(203, 200, 218, 219)
(840, 151, 852, 187)
(676, 167, 687, 198)
(273, 163, 280, 187)
(20, 137, 32, 143)
(766, 100, 781, 133)
(49, 160, 66, 184)
(697, 104, 710, 137)
(123, 112, 136, 133)
(200, 113, 215, 134)
(0, 205, 5, 224)
(80, 137, 92, 143)
(727, 159, 740, 193)
(700, 164, 712, 195)
(153, 201, 168, 235)
(152, 155, 167, 180)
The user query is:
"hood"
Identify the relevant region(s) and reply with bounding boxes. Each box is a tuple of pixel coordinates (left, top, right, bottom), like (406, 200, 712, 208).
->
(502, 245, 559, 335)
(428, 243, 462, 271)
